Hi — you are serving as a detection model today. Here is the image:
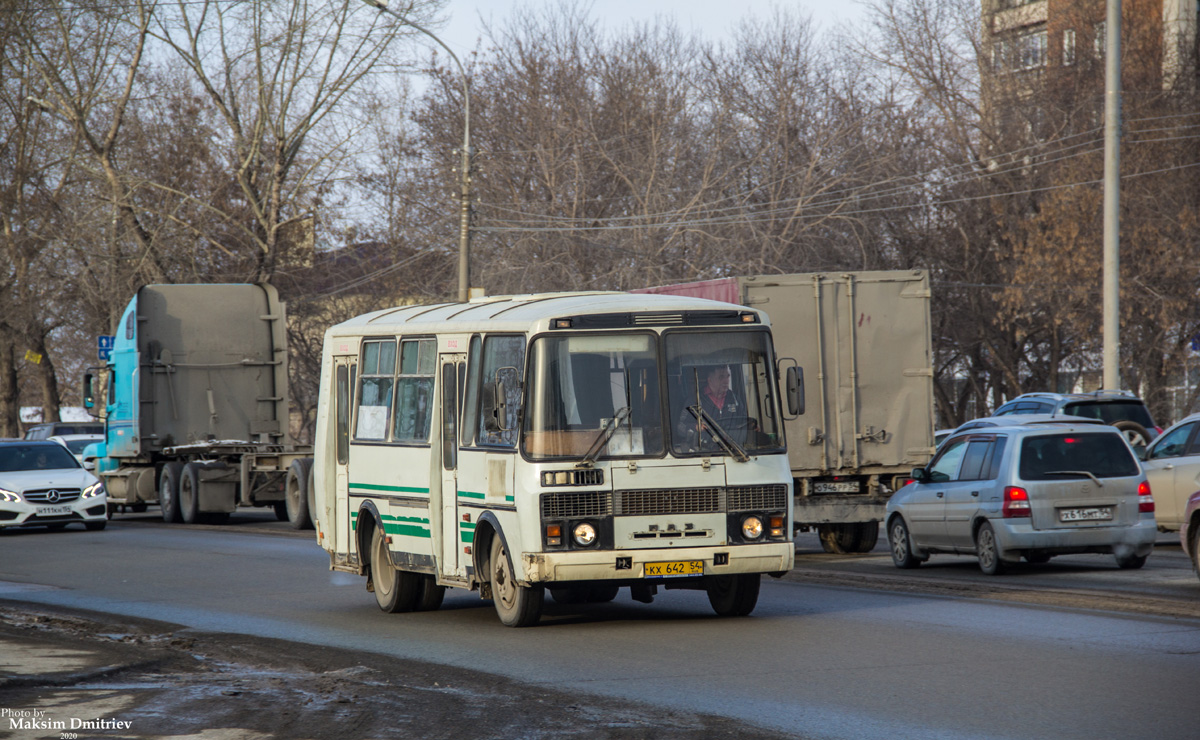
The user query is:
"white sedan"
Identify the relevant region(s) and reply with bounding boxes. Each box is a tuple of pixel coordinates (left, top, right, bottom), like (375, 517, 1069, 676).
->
(0, 440, 107, 531)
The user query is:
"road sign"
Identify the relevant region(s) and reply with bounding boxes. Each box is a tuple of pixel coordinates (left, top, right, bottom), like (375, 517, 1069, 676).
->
(98, 335, 115, 350)
(98, 349, 111, 361)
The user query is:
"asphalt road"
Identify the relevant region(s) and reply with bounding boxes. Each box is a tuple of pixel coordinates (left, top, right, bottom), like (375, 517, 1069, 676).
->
(2, 511, 1199, 740)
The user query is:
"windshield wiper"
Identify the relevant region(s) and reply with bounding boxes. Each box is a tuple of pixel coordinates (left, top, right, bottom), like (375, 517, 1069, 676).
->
(579, 406, 631, 467)
(1045, 470, 1103, 486)
(686, 405, 750, 463)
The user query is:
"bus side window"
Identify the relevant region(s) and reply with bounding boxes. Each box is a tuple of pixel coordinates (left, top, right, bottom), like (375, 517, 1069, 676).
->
(394, 338, 436, 443)
(478, 335, 524, 448)
(461, 335, 482, 447)
(355, 339, 396, 441)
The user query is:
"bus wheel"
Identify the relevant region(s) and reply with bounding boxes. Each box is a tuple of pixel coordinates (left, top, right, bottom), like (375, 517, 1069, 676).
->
(549, 586, 588, 604)
(370, 526, 419, 613)
(706, 573, 761, 617)
(415, 576, 446, 612)
(588, 584, 620, 602)
(273, 502, 288, 521)
(489, 537, 543, 627)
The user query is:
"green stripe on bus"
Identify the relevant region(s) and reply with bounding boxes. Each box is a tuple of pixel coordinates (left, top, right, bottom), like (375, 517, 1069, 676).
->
(348, 511, 432, 538)
(458, 490, 486, 500)
(350, 482, 430, 495)
(459, 520, 476, 543)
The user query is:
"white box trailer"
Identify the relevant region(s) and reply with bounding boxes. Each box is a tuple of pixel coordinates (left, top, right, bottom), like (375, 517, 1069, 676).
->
(635, 271, 936, 553)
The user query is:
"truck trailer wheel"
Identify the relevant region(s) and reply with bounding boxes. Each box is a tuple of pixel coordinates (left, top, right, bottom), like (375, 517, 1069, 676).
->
(818, 522, 878, 554)
(853, 521, 880, 553)
(159, 462, 185, 524)
(285, 459, 314, 530)
(178, 463, 202, 524)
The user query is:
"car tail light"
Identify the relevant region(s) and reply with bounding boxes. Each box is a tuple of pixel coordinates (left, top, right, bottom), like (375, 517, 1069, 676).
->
(1138, 481, 1155, 513)
(1003, 486, 1031, 518)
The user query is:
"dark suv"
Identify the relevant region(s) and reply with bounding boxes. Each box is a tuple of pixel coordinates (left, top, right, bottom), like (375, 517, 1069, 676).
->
(992, 390, 1159, 448)
(24, 422, 104, 441)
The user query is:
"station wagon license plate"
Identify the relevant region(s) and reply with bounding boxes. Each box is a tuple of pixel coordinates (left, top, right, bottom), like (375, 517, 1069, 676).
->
(1059, 507, 1112, 522)
(36, 505, 73, 516)
(813, 481, 859, 493)
(644, 560, 704, 578)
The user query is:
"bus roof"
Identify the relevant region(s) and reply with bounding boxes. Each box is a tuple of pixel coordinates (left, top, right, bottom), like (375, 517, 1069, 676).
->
(325, 291, 770, 337)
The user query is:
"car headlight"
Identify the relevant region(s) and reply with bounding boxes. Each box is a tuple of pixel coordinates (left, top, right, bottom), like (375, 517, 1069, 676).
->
(82, 482, 105, 499)
(0, 488, 20, 503)
(741, 515, 764, 540)
(572, 522, 597, 547)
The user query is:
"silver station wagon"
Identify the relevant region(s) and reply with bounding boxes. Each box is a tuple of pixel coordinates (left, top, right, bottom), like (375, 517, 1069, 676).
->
(886, 423, 1157, 574)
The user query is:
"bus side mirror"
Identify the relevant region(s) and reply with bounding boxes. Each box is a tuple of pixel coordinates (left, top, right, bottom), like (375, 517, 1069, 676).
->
(482, 380, 509, 433)
(786, 366, 804, 416)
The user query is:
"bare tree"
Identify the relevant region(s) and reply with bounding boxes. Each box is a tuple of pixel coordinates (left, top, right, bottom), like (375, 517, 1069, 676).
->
(153, 0, 445, 283)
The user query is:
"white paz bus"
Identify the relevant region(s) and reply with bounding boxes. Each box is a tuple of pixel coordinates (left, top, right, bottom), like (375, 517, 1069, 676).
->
(312, 291, 803, 626)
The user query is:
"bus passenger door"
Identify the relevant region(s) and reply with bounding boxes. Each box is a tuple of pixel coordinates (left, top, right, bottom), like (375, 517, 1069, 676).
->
(333, 356, 354, 557)
(436, 354, 467, 578)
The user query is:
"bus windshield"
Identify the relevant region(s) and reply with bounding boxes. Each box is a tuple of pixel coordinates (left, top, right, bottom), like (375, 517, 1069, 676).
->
(522, 329, 784, 461)
(523, 333, 664, 460)
(666, 329, 784, 457)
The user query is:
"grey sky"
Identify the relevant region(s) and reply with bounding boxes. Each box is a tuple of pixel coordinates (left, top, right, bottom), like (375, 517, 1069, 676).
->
(434, 0, 866, 55)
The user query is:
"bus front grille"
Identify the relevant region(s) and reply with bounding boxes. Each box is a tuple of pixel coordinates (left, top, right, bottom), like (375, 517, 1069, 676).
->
(615, 488, 721, 515)
(541, 491, 613, 519)
(727, 484, 788, 512)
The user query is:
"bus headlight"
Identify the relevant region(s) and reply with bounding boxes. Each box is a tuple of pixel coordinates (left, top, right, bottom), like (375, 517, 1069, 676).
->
(741, 515, 764, 540)
(572, 522, 597, 547)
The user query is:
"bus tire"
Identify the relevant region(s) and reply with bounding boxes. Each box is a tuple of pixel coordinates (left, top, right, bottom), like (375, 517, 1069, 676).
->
(551, 584, 619, 604)
(159, 462, 185, 524)
(415, 575, 446, 612)
(706, 573, 760, 617)
(285, 459, 313, 530)
(370, 526, 419, 613)
(489, 536, 543, 627)
(179, 463, 201, 524)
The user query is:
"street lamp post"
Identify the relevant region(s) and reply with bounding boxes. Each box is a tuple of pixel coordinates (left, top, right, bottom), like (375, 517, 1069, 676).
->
(362, 0, 472, 303)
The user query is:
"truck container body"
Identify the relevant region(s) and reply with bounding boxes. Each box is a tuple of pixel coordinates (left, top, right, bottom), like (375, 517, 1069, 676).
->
(84, 284, 314, 527)
(636, 271, 935, 552)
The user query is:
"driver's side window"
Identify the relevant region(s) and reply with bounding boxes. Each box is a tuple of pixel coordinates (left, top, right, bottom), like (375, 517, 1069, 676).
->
(927, 438, 968, 482)
(1149, 422, 1196, 460)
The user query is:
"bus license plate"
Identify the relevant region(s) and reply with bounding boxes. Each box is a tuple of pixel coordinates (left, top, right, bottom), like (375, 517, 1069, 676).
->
(1059, 507, 1112, 522)
(37, 505, 73, 516)
(644, 560, 704, 578)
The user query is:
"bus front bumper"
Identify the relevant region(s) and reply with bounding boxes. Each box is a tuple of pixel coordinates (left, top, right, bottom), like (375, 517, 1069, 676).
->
(521, 542, 794, 584)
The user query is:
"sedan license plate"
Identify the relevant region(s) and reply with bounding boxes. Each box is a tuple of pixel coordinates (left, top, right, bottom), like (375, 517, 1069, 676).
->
(644, 560, 704, 578)
(814, 481, 859, 493)
(1059, 507, 1113, 522)
(36, 505, 73, 516)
